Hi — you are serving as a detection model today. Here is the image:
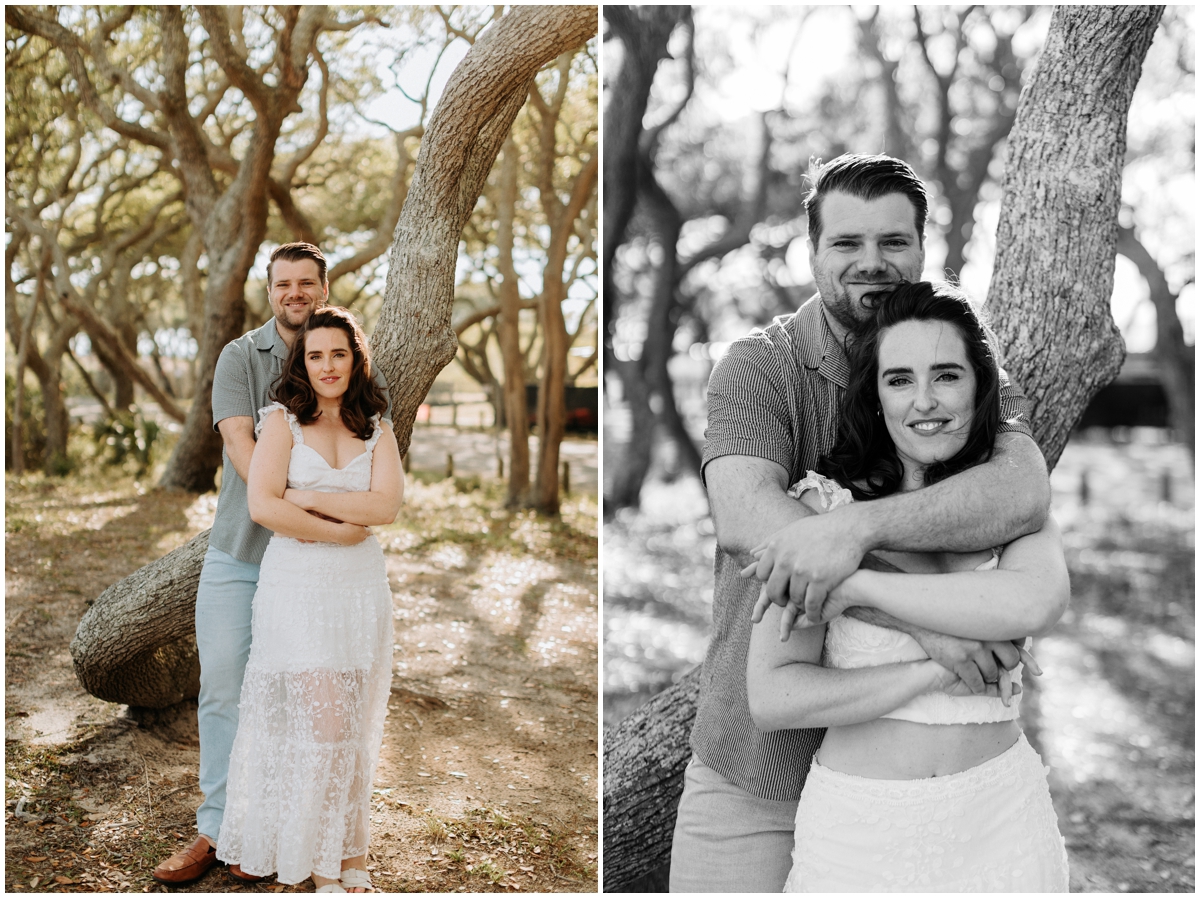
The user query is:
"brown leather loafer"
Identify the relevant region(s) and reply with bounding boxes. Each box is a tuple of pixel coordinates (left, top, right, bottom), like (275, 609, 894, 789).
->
(229, 864, 266, 883)
(151, 836, 220, 886)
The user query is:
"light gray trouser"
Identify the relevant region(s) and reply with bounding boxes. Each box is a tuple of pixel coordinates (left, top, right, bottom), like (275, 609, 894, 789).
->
(194, 546, 259, 841)
(669, 755, 799, 893)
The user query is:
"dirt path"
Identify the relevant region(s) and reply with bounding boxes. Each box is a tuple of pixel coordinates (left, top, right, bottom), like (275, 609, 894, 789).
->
(6, 461, 597, 893)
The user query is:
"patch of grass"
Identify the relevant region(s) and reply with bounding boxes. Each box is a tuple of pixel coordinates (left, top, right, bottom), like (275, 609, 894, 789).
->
(424, 813, 448, 844)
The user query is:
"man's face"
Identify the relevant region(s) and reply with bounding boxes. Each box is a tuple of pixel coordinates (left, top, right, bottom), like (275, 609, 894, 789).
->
(808, 191, 925, 336)
(268, 258, 327, 336)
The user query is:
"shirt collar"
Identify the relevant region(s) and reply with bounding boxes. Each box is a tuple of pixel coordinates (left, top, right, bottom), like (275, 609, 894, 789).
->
(256, 317, 291, 361)
(796, 294, 851, 389)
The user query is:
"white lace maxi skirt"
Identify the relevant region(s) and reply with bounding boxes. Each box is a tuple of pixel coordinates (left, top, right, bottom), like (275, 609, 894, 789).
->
(216, 535, 394, 884)
(784, 734, 1069, 892)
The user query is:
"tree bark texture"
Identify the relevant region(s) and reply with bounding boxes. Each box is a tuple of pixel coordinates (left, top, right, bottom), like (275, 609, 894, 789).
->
(70, 531, 209, 708)
(602, 667, 700, 892)
(603, 5, 1164, 882)
(372, 5, 597, 461)
(988, 5, 1162, 471)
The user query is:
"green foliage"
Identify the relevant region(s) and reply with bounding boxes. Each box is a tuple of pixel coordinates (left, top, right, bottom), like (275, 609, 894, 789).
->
(90, 408, 161, 476)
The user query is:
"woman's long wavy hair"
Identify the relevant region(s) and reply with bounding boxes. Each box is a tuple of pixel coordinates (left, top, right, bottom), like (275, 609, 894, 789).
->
(270, 307, 387, 441)
(818, 281, 1001, 500)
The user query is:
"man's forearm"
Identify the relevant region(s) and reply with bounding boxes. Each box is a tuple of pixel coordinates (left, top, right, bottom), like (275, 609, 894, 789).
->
(706, 456, 814, 565)
(853, 433, 1049, 555)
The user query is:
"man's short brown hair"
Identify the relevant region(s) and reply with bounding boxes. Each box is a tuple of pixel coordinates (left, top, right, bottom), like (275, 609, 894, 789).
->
(267, 242, 328, 287)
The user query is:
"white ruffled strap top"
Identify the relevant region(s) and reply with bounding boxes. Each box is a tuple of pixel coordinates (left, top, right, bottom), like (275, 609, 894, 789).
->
(790, 471, 1021, 725)
(256, 402, 382, 494)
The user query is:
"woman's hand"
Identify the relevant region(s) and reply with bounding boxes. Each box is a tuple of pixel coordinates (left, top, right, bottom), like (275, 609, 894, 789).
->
(331, 522, 371, 546)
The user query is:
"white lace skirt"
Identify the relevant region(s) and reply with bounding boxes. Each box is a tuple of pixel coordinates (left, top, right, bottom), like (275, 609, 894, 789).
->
(784, 734, 1069, 892)
(216, 536, 394, 884)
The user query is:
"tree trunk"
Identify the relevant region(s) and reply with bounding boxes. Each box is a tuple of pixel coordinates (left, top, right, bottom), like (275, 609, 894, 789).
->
(372, 5, 597, 459)
(1117, 224, 1194, 455)
(601, 6, 687, 371)
(70, 5, 598, 707)
(70, 531, 208, 708)
(496, 137, 532, 506)
(603, 667, 700, 891)
(160, 6, 325, 492)
(10, 253, 45, 476)
(987, 4, 1162, 471)
(602, 5, 1163, 883)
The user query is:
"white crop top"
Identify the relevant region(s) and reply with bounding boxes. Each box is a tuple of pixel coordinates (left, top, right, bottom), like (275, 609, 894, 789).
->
(790, 472, 1022, 725)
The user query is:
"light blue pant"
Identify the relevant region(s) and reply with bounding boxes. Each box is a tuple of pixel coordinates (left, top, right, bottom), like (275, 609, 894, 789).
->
(669, 755, 799, 893)
(194, 546, 259, 841)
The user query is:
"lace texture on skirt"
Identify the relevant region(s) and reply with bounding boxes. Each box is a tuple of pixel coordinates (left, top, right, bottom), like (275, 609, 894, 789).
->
(216, 535, 393, 883)
(784, 734, 1068, 892)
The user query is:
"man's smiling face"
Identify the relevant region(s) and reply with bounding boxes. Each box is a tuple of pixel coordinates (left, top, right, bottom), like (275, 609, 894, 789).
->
(809, 191, 925, 337)
(268, 258, 328, 337)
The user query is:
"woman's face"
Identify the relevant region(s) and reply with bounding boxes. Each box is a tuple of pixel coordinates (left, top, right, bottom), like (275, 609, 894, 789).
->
(304, 327, 354, 401)
(876, 319, 977, 483)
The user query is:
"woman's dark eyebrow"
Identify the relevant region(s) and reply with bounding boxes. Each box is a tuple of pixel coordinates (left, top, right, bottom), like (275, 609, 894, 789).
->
(880, 361, 966, 377)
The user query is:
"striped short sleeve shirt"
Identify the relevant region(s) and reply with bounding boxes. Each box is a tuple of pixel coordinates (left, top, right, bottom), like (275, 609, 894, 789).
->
(695, 295, 1034, 802)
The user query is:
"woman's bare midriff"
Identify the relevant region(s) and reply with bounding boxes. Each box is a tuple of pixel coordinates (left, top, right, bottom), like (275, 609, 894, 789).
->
(816, 717, 1020, 779)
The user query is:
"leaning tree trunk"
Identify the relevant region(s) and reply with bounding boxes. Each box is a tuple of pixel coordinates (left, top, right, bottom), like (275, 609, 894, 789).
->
(601, 5, 1163, 891)
(71, 531, 209, 708)
(371, 5, 598, 457)
(603, 667, 700, 887)
(986, 4, 1163, 471)
(71, 5, 598, 708)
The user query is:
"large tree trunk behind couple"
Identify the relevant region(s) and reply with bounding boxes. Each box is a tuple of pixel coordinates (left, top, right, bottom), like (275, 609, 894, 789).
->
(69, 6, 599, 710)
(602, 6, 1163, 890)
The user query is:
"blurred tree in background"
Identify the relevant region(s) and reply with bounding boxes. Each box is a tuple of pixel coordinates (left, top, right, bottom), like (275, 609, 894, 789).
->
(603, 4, 1194, 513)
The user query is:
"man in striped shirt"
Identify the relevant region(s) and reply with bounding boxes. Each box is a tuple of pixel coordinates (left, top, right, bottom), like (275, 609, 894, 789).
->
(668, 155, 1051, 892)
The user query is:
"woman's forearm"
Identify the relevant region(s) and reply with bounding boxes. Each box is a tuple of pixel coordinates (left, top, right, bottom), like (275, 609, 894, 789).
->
(288, 489, 401, 526)
(250, 493, 362, 542)
(846, 568, 1067, 640)
(747, 658, 939, 731)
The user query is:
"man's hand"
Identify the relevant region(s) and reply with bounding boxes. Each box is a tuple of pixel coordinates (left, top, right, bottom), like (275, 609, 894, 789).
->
(911, 631, 1041, 698)
(742, 510, 866, 627)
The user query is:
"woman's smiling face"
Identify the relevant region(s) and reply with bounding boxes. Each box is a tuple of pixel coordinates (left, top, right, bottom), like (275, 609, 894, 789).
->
(876, 318, 977, 485)
(304, 326, 354, 401)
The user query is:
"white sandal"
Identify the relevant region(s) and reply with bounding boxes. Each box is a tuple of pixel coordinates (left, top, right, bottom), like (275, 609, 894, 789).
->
(315, 884, 346, 893)
(339, 868, 376, 892)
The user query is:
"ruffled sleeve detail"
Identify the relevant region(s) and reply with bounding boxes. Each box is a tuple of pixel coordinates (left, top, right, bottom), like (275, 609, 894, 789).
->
(363, 415, 386, 454)
(256, 402, 303, 444)
(788, 470, 853, 511)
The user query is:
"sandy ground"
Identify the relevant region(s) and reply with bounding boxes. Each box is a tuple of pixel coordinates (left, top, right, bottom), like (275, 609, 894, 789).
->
(5, 431, 598, 893)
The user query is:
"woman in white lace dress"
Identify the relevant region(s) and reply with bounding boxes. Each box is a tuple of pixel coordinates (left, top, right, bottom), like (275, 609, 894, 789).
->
(745, 282, 1070, 892)
(216, 307, 402, 893)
